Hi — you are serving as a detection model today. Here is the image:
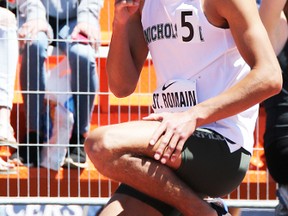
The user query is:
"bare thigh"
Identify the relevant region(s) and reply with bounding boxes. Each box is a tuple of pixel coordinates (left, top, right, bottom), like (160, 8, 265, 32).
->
(87, 120, 181, 169)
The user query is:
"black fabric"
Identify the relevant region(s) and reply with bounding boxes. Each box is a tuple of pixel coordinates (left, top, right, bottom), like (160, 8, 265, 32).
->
(209, 203, 227, 216)
(264, 138, 288, 184)
(263, 40, 288, 184)
(175, 129, 250, 197)
(113, 129, 251, 215)
(115, 184, 180, 216)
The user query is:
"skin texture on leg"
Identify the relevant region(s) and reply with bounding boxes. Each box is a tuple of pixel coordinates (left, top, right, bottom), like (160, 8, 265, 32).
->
(99, 193, 163, 216)
(85, 120, 217, 216)
(229, 207, 241, 216)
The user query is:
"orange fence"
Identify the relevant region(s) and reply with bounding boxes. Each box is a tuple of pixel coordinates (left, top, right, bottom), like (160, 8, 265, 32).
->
(0, 0, 278, 210)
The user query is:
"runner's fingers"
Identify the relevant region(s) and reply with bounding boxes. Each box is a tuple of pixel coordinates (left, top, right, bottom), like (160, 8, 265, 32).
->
(153, 126, 173, 160)
(115, 0, 131, 6)
(162, 128, 188, 163)
(171, 138, 186, 162)
(143, 113, 162, 121)
(115, 0, 139, 9)
(118, 0, 137, 5)
(160, 134, 179, 164)
(149, 121, 166, 145)
(155, 124, 177, 163)
(154, 141, 168, 161)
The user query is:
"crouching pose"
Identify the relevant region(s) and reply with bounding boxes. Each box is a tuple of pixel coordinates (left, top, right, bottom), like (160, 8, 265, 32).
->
(85, 0, 282, 215)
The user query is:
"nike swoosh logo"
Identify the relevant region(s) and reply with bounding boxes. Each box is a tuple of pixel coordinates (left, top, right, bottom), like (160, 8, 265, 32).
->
(162, 81, 176, 91)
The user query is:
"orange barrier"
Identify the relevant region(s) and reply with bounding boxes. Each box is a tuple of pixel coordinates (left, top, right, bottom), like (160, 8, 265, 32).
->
(1, 104, 276, 201)
(2, 0, 275, 203)
(12, 55, 156, 107)
(99, 0, 113, 45)
(0, 162, 119, 198)
(0, 166, 275, 200)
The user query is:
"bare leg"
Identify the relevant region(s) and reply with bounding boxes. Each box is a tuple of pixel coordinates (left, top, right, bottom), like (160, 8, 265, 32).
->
(99, 193, 163, 216)
(85, 121, 217, 216)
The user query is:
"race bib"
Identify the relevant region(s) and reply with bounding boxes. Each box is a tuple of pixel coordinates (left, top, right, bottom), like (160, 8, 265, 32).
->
(175, 2, 204, 43)
(152, 79, 198, 113)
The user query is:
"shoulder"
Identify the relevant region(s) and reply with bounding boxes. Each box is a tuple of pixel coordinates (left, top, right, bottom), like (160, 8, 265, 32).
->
(203, 0, 259, 28)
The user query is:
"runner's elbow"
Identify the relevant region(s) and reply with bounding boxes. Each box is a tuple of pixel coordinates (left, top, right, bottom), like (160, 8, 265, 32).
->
(109, 83, 136, 98)
(265, 65, 283, 96)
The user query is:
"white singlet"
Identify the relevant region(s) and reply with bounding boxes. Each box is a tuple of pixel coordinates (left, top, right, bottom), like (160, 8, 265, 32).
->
(141, 0, 259, 154)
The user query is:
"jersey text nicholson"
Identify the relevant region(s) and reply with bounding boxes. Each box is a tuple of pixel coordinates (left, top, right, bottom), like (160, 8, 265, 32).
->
(143, 23, 177, 44)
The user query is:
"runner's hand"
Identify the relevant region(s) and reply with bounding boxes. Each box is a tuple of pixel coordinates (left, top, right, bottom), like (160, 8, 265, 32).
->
(143, 111, 197, 164)
(114, 0, 141, 25)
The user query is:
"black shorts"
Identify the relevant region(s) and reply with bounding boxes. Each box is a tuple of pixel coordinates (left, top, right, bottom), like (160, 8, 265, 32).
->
(115, 128, 251, 215)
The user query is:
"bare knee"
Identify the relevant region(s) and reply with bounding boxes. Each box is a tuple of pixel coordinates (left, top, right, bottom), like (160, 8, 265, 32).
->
(84, 127, 117, 175)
